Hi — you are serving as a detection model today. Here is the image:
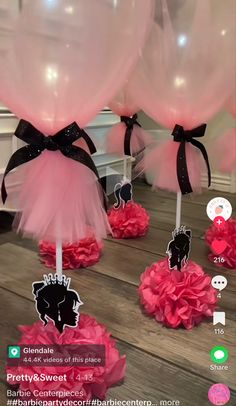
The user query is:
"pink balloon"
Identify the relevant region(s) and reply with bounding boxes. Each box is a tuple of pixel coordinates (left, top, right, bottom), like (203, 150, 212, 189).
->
(0, 0, 153, 133)
(129, 0, 235, 129)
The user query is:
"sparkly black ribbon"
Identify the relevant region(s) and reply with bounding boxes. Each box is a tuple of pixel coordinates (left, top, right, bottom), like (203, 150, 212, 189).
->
(172, 123, 211, 195)
(1, 120, 107, 209)
(120, 114, 141, 156)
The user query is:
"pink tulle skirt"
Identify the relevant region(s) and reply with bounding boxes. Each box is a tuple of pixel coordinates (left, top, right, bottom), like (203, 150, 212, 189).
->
(138, 140, 204, 193)
(214, 128, 236, 173)
(106, 122, 152, 156)
(7, 150, 110, 243)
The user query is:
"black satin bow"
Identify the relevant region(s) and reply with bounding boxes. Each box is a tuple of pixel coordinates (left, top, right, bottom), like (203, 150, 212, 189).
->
(120, 114, 141, 156)
(1, 120, 107, 209)
(172, 123, 211, 194)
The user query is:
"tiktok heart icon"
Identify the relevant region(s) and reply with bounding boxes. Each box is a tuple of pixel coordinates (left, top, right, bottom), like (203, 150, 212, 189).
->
(211, 239, 228, 255)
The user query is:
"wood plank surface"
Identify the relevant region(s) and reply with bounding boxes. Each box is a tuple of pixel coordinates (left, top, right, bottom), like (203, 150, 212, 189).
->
(0, 288, 235, 406)
(0, 183, 235, 405)
(0, 381, 7, 405)
(106, 225, 232, 272)
(0, 243, 235, 393)
(132, 183, 236, 237)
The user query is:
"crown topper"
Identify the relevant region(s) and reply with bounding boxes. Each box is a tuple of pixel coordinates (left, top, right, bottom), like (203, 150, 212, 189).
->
(43, 273, 70, 288)
(167, 226, 192, 271)
(172, 225, 191, 238)
(32, 273, 82, 334)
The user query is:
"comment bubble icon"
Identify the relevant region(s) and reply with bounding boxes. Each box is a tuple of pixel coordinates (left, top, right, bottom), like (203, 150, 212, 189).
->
(211, 275, 228, 291)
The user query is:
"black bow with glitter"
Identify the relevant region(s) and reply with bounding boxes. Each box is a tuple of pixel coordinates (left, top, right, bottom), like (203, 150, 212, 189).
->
(120, 114, 141, 156)
(1, 119, 107, 208)
(172, 123, 211, 195)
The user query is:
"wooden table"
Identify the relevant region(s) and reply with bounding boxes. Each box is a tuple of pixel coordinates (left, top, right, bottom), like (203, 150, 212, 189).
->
(0, 182, 235, 405)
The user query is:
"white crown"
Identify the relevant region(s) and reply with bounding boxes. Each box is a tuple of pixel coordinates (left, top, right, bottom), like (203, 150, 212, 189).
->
(173, 225, 187, 237)
(43, 274, 70, 288)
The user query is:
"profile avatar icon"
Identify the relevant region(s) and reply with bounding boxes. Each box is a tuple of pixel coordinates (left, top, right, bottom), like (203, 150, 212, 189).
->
(167, 226, 192, 271)
(215, 205, 223, 216)
(114, 180, 133, 209)
(32, 274, 83, 333)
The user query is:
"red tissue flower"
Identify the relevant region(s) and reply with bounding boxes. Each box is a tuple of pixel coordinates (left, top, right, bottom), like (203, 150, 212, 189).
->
(6, 314, 126, 401)
(108, 201, 149, 239)
(39, 237, 103, 270)
(139, 259, 217, 329)
(205, 218, 236, 269)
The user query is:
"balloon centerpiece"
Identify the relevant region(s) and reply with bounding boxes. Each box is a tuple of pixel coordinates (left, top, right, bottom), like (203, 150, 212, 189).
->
(106, 82, 151, 239)
(129, 0, 235, 227)
(1, 0, 153, 400)
(134, 1, 234, 329)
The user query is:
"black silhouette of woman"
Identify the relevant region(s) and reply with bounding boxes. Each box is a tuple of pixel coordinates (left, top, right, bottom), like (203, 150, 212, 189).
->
(32, 274, 82, 333)
(114, 182, 133, 209)
(167, 228, 192, 271)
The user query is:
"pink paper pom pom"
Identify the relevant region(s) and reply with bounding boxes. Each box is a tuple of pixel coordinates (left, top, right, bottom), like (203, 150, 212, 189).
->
(39, 237, 103, 270)
(6, 315, 126, 401)
(205, 218, 236, 269)
(139, 259, 217, 329)
(108, 201, 150, 239)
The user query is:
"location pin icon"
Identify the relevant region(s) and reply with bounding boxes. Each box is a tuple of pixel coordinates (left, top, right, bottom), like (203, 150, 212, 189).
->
(11, 348, 18, 356)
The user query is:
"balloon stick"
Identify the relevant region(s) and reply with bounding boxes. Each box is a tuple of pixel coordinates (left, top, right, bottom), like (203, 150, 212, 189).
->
(56, 239, 63, 279)
(123, 156, 128, 180)
(176, 192, 182, 229)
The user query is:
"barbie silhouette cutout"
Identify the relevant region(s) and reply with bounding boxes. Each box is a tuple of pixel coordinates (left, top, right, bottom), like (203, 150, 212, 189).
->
(167, 226, 192, 271)
(32, 274, 83, 333)
(113, 180, 133, 209)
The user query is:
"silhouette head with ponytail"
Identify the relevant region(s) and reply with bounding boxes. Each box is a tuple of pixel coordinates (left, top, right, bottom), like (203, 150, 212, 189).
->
(114, 181, 133, 209)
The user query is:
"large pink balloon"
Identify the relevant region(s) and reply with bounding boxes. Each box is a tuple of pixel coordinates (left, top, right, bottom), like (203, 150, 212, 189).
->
(0, 0, 154, 244)
(130, 0, 235, 129)
(129, 0, 236, 193)
(0, 0, 153, 133)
